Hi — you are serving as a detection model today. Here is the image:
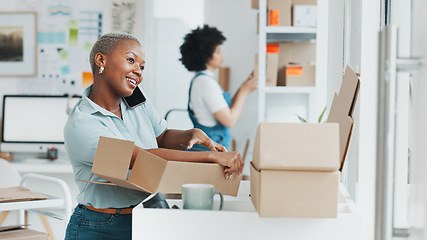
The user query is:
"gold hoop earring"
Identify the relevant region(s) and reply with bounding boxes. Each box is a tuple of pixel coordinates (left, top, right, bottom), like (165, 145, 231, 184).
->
(99, 66, 104, 74)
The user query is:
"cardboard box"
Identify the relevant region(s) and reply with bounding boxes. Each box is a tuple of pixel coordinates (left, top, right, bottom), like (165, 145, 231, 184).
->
(276, 42, 316, 86)
(278, 63, 315, 86)
(0, 226, 48, 240)
(252, 123, 340, 171)
(292, 0, 317, 27)
(254, 52, 279, 87)
(250, 66, 360, 218)
(278, 42, 316, 66)
(84, 137, 241, 196)
(218, 67, 230, 91)
(267, 0, 292, 26)
(327, 66, 360, 171)
(251, 163, 340, 218)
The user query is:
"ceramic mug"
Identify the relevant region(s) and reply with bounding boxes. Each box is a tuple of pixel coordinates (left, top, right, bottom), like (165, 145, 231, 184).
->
(182, 184, 223, 210)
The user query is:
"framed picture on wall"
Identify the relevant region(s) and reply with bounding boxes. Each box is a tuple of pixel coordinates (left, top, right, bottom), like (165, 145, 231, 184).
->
(0, 12, 37, 76)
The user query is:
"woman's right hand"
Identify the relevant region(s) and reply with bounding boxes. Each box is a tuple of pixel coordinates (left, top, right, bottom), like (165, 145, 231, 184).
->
(240, 71, 258, 94)
(212, 151, 244, 179)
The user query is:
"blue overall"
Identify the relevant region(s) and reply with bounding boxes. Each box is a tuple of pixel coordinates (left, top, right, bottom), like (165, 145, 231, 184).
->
(188, 72, 232, 150)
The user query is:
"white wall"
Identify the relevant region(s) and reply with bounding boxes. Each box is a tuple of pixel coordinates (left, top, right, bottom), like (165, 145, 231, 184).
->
(204, 0, 258, 175)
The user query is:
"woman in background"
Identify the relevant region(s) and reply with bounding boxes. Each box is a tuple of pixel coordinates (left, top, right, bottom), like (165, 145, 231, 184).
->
(180, 25, 258, 150)
(64, 32, 243, 240)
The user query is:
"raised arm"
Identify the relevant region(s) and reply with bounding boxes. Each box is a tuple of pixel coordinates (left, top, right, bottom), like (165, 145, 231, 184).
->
(213, 72, 258, 127)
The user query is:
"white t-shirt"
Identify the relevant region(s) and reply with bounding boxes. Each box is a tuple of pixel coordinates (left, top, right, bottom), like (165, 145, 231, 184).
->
(189, 70, 228, 127)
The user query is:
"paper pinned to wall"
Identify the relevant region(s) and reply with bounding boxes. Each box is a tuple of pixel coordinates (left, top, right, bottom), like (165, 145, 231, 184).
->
(109, 0, 139, 35)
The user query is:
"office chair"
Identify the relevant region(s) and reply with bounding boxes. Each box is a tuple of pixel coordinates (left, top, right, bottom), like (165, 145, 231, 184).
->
(0, 158, 72, 240)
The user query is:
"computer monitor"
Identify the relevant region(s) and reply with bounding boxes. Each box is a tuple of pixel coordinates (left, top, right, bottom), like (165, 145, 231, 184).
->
(1, 95, 81, 157)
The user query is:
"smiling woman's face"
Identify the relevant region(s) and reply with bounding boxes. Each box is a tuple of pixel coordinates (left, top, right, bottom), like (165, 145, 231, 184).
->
(102, 39, 145, 97)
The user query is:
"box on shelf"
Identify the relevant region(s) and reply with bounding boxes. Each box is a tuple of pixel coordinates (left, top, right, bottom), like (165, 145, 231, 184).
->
(276, 42, 316, 86)
(267, 0, 292, 26)
(277, 63, 316, 86)
(0, 225, 48, 240)
(292, 0, 317, 27)
(82, 137, 241, 196)
(254, 50, 280, 87)
(278, 42, 316, 66)
(250, 65, 360, 218)
(219, 67, 230, 91)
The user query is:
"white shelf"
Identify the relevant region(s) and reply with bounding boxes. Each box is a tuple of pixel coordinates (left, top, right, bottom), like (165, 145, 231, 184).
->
(263, 86, 315, 94)
(257, 0, 326, 123)
(266, 26, 316, 42)
(266, 26, 316, 34)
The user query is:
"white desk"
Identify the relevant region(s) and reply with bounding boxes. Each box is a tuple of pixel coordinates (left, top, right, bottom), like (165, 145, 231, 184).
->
(11, 158, 73, 174)
(133, 182, 361, 240)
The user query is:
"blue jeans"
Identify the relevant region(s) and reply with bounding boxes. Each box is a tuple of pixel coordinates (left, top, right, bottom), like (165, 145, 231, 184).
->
(65, 204, 132, 240)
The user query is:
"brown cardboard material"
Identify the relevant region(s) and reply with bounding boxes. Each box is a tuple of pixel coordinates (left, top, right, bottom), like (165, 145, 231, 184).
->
(251, 162, 339, 218)
(0, 187, 47, 203)
(252, 122, 340, 171)
(254, 53, 279, 87)
(283, 64, 316, 86)
(0, 226, 48, 240)
(85, 137, 241, 196)
(218, 67, 230, 91)
(267, 0, 292, 26)
(327, 66, 360, 171)
(250, 65, 360, 218)
(278, 42, 316, 66)
(251, 0, 258, 9)
(266, 53, 279, 86)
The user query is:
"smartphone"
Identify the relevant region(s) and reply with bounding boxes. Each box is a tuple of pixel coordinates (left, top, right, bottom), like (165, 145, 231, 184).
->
(123, 87, 146, 108)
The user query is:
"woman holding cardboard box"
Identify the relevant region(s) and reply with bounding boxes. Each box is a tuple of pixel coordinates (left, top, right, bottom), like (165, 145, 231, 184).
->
(63, 33, 243, 240)
(180, 25, 258, 150)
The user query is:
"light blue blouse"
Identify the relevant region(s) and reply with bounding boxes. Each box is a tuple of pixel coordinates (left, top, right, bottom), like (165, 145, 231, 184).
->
(64, 86, 167, 208)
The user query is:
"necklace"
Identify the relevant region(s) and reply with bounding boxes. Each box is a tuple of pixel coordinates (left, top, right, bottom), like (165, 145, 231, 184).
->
(110, 104, 121, 113)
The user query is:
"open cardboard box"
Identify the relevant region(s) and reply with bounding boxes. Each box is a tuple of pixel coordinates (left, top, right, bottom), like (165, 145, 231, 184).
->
(250, 65, 360, 218)
(83, 137, 241, 196)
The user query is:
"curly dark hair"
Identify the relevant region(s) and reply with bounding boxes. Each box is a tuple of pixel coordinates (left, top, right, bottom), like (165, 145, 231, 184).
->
(179, 25, 226, 72)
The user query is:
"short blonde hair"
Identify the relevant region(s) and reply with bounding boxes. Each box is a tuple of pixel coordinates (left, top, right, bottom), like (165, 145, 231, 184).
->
(89, 32, 140, 73)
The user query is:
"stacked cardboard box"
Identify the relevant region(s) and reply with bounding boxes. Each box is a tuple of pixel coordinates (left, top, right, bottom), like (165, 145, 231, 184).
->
(250, 66, 360, 218)
(83, 137, 241, 196)
(277, 42, 316, 86)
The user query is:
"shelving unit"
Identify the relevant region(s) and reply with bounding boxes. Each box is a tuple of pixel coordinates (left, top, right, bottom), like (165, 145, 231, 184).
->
(256, 0, 327, 123)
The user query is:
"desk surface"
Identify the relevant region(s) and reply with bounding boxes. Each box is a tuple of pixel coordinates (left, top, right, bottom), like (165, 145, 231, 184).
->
(132, 183, 361, 240)
(11, 159, 73, 173)
(0, 195, 64, 211)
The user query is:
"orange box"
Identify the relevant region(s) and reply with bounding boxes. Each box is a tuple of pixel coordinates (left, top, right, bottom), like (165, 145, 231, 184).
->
(269, 10, 279, 25)
(266, 44, 280, 53)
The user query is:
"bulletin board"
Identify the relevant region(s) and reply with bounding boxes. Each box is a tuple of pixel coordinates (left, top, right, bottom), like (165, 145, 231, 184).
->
(12, 0, 140, 96)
